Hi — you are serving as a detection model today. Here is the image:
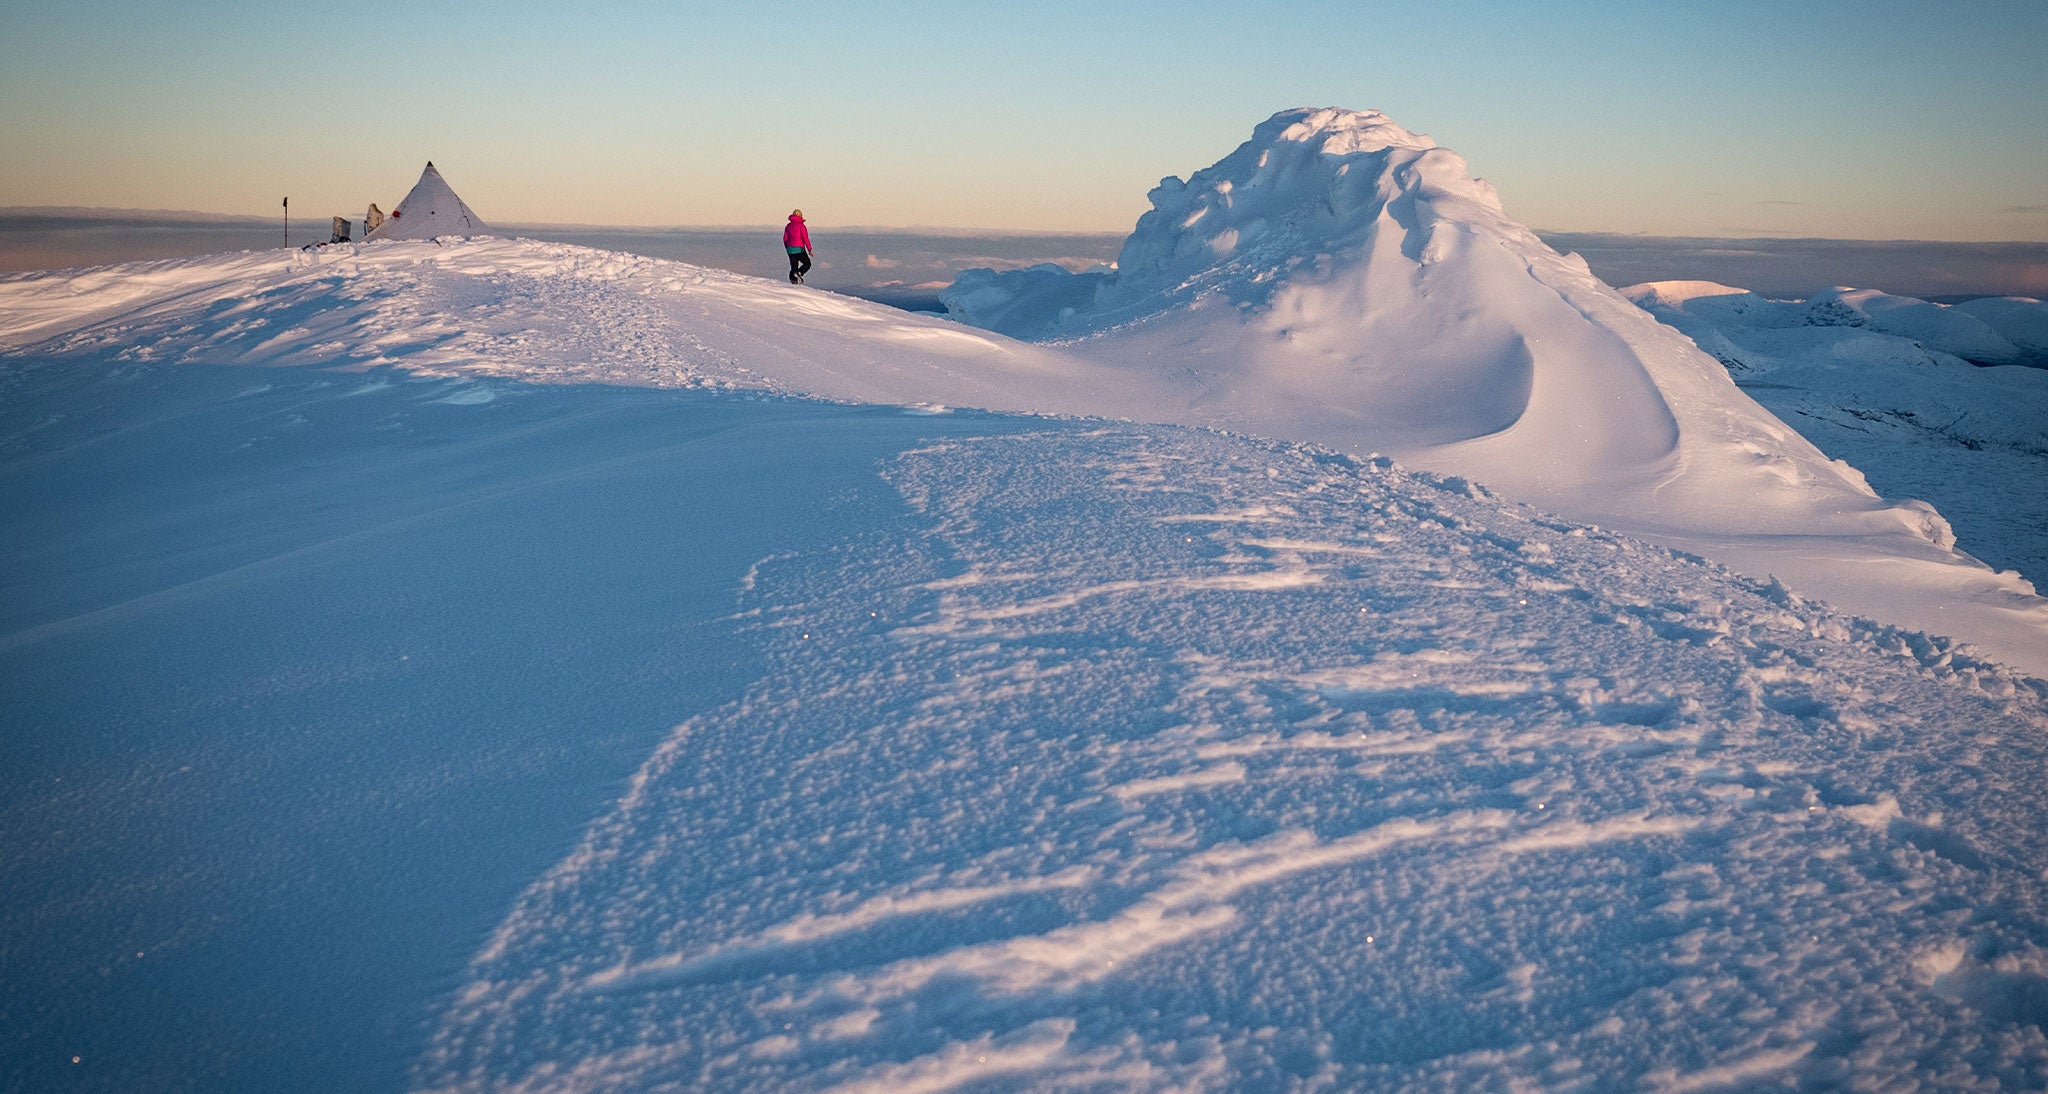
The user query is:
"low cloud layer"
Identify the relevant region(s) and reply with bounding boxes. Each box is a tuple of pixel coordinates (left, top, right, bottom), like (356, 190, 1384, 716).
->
(1541, 232, 2048, 300)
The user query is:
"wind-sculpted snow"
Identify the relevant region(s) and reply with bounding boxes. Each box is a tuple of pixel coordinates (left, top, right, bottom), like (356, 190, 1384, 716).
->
(934, 108, 2048, 676)
(420, 425, 2048, 1092)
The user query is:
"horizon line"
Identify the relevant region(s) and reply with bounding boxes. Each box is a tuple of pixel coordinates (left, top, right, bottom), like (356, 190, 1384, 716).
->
(5, 206, 2048, 248)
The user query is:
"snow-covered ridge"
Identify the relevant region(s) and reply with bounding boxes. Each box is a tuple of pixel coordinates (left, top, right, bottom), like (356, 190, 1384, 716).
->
(1626, 280, 2048, 462)
(0, 237, 1105, 414)
(3, 145, 2044, 675)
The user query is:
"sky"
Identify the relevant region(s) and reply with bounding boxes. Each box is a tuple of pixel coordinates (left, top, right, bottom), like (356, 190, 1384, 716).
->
(1, 0, 2044, 241)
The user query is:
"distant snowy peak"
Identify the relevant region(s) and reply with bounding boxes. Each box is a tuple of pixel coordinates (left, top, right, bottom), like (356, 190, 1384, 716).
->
(1620, 281, 1751, 310)
(1625, 281, 2045, 367)
(1809, 287, 2024, 364)
(1954, 296, 2048, 358)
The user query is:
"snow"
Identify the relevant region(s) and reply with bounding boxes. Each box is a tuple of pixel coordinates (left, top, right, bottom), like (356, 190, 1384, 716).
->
(414, 412, 2048, 1089)
(937, 108, 2047, 676)
(1626, 280, 2048, 587)
(1628, 280, 2048, 371)
(1953, 296, 2048, 359)
(4, 106, 2048, 1091)
(1803, 286, 2026, 365)
(0, 237, 1106, 414)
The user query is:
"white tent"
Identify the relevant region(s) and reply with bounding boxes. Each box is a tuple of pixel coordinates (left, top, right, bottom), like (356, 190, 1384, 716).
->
(366, 162, 490, 241)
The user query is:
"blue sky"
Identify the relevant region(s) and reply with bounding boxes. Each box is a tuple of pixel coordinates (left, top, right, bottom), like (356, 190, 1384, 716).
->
(2, 0, 2044, 239)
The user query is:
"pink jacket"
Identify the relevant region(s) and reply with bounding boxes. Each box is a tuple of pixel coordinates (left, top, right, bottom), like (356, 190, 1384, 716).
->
(783, 215, 811, 250)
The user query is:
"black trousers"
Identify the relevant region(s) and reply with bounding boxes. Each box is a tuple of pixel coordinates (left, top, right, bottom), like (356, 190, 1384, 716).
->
(787, 250, 812, 282)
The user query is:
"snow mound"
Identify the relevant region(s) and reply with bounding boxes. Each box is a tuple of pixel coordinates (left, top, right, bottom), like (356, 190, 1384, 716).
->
(936, 107, 1797, 498)
(1086, 108, 1448, 320)
(939, 108, 2048, 675)
(366, 162, 491, 241)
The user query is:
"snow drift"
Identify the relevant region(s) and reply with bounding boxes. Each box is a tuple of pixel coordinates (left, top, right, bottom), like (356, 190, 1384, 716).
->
(941, 108, 2048, 674)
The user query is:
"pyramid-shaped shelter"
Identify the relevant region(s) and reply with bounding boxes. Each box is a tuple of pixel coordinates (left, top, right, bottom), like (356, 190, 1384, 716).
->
(367, 161, 490, 240)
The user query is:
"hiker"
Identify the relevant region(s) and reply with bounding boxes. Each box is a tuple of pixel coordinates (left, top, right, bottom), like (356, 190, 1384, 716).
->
(365, 203, 384, 236)
(330, 216, 351, 243)
(783, 209, 813, 284)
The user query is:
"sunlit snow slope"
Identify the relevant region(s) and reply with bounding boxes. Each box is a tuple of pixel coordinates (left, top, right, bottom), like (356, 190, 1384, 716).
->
(7, 239, 2048, 1091)
(0, 239, 1101, 411)
(940, 108, 2047, 677)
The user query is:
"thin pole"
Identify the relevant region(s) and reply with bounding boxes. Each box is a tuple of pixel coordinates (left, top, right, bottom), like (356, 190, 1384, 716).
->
(283, 196, 288, 248)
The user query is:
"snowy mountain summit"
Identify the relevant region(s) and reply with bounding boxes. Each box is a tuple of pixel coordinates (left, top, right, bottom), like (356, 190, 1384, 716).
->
(943, 107, 2048, 675)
